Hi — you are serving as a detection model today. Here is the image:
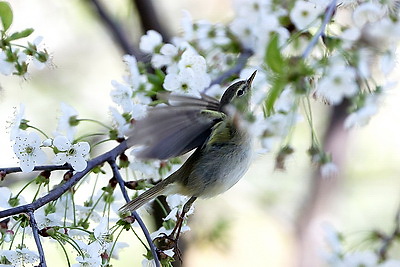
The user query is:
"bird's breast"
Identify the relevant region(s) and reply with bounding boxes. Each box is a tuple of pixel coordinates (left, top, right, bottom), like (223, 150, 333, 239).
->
(184, 135, 252, 198)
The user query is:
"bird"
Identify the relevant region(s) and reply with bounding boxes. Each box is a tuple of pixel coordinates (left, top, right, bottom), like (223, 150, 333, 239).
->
(120, 71, 257, 217)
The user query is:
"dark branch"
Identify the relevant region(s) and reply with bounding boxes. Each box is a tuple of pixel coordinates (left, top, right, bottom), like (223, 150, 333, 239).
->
(28, 211, 47, 267)
(86, 0, 145, 59)
(109, 159, 161, 267)
(0, 141, 160, 266)
(0, 164, 72, 175)
(133, 0, 171, 42)
(0, 142, 125, 218)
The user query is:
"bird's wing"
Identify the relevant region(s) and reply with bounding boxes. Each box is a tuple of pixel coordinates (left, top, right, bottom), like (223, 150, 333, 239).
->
(126, 94, 224, 160)
(159, 92, 220, 110)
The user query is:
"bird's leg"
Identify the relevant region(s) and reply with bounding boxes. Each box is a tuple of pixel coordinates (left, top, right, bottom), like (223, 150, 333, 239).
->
(169, 196, 197, 241)
(164, 196, 196, 261)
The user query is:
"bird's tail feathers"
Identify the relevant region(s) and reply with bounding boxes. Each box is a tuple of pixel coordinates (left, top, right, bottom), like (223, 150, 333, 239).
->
(119, 177, 175, 213)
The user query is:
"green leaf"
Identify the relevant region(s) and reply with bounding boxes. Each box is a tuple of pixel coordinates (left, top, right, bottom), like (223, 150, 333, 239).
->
(147, 69, 166, 92)
(322, 35, 341, 52)
(7, 28, 34, 41)
(265, 34, 286, 74)
(265, 77, 286, 115)
(0, 1, 12, 31)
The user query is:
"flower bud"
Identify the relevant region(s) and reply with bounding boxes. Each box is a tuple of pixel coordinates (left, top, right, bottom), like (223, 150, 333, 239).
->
(42, 138, 52, 147)
(3, 230, 14, 242)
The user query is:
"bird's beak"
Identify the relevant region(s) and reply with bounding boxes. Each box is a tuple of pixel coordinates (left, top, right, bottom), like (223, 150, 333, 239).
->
(246, 70, 257, 87)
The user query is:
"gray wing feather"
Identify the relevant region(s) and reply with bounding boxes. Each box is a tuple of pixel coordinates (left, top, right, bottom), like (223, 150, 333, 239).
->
(126, 94, 222, 160)
(159, 93, 220, 110)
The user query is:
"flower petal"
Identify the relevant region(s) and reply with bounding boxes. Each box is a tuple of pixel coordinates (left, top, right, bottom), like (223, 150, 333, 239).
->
(53, 153, 67, 165)
(20, 157, 34, 172)
(53, 136, 71, 151)
(74, 142, 90, 155)
(70, 156, 87, 172)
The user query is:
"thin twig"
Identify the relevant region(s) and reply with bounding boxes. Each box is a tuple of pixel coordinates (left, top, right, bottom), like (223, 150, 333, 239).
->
(0, 141, 161, 266)
(0, 142, 124, 218)
(109, 160, 161, 267)
(28, 210, 47, 267)
(301, 0, 337, 59)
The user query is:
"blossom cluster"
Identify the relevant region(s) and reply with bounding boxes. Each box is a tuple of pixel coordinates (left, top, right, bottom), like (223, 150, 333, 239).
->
(10, 104, 90, 173)
(1, 0, 400, 265)
(0, 2, 51, 77)
(0, 36, 50, 77)
(324, 224, 400, 267)
(107, 0, 400, 263)
(0, 185, 128, 266)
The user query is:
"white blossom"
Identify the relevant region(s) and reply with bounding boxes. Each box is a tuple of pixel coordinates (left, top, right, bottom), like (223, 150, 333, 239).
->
(274, 87, 296, 113)
(380, 51, 396, 75)
(93, 218, 111, 251)
(0, 187, 14, 210)
(162, 50, 210, 96)
(74, 204, 102, 224)
(9, 104, 26, 141)
(129, 153, 160, 179)
(131, 104, 147, 120)
(352, 2, 386, 28)
(13, 132, 47, 172)
(340, 27, 361, 44)
(122, 55, 141, 90)
(229, 17, 256, 50)
(232, 0, 272, 19)
(180, 10, 194, 41)
(178, 50, 208, 74)
(257, 112, 302, 152)
(31, 36, 49, 70)
(151, 43, 179, 70)
(139, 30, 163, 53)
(290, 1, 323, 30)
(110, 80, 134, 113)
(194, 21, 230, 50)
(323, 224, 343, 255)
(339, 251, 378, 267)
(204, 84, 223, 99)
(35, 205, 68, 229)
(316, 64, 358, 105)
(73, 240, 103, 267)
(344, 95, 379, 129)
(53, 136, 90, 172)
(1, 248, 39, 266)
(0, 51, 14, 75)
(320, 162, 338, 178)
(164, 68, 205, 97)
(109, 107, 131, 138)
(380, 260, 400, 267)
(56, 103, 79, 141)
(365, 18, 400, 48)
(164, 195, 194, 222)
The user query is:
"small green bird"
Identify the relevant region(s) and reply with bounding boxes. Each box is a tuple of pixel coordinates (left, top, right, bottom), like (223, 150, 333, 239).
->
(120, 71, 256, 214)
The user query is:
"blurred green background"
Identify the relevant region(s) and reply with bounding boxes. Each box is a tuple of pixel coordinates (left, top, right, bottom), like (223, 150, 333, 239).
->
(1, 1, 400, 266)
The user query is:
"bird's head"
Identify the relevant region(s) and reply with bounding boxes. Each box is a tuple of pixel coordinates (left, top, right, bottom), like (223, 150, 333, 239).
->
(219, 70, 257, 113)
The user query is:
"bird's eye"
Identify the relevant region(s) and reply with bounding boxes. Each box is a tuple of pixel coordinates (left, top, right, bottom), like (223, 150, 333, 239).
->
(236, 88, 245, 97)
